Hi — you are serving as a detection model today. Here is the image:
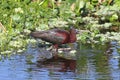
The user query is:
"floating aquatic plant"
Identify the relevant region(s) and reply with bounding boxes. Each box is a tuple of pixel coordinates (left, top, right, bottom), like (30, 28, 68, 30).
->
(0, 0, 120, 59)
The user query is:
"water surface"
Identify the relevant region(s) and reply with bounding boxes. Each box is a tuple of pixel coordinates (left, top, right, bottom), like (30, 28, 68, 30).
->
(0, 42, 120, 80)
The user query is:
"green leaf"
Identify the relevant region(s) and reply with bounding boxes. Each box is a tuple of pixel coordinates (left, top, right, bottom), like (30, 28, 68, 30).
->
(110, 13, 118, 22)
(11, 14, 21, 21)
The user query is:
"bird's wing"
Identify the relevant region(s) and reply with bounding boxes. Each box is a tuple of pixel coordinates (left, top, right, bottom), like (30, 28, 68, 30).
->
(31, 29, 69, 44)
(40, 31, 65, 44)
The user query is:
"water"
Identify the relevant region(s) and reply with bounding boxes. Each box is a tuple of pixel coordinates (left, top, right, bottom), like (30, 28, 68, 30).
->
(0, 42, 120, 80)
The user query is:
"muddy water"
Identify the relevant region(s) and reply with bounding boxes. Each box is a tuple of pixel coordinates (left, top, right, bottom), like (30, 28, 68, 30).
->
(0, 42, 120, 80)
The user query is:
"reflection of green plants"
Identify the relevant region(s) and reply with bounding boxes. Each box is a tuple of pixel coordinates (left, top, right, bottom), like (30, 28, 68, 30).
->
(0, 0, 120, 59)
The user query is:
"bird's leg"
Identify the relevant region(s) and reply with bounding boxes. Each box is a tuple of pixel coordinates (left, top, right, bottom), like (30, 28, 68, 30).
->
(53, 44, 58, 59)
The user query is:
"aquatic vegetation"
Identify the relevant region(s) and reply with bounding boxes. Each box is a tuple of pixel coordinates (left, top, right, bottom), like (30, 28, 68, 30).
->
(0, 0, 120, 58)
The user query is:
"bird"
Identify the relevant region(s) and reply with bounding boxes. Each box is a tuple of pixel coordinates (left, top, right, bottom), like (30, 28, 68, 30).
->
(30, 27, 77, 58)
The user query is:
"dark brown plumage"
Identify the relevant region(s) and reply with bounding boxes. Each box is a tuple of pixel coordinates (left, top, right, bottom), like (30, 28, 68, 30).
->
(30, 27, 77, 58)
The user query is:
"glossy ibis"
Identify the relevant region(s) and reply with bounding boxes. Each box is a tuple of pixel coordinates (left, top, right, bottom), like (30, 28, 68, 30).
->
(30, 27, 77, 58)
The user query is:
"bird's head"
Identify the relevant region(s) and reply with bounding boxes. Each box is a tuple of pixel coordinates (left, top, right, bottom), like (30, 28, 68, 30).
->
(69, 26, 79, 34)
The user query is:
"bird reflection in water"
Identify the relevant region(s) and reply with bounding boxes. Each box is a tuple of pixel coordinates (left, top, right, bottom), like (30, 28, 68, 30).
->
(60, 59, 76, 72)
(37, 57, 76, 72)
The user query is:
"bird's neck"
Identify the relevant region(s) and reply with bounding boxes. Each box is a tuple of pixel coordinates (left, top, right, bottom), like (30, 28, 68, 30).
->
(69, 30, 76, 43)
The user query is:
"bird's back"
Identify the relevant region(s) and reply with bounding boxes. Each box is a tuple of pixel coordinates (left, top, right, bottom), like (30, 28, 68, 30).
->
(30, 29, 70, 44)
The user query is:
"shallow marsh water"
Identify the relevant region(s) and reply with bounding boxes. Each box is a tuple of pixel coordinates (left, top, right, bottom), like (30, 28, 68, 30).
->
(0, 42, 120, 80)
